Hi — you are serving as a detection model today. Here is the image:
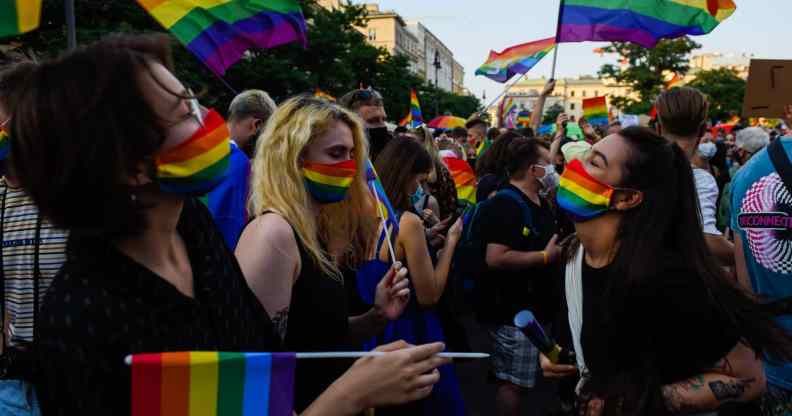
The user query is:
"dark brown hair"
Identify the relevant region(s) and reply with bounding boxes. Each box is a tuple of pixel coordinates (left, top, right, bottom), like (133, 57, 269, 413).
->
(655, 87, 709, 138)
(10, 34, 175, 236)
(504, 136, 543, 179)
(475, 131, 522, 177)
(374, 137, 432, 212)
(0, 61, 37, 112)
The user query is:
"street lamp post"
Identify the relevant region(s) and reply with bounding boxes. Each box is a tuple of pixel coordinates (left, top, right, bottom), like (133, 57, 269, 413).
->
(433, 50, 441, 117)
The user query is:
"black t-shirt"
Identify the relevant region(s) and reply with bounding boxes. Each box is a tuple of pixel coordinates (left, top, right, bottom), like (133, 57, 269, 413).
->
(33, 199, 281, 415)
(479, 184, 558, 325)
(579, 258, 740, 385)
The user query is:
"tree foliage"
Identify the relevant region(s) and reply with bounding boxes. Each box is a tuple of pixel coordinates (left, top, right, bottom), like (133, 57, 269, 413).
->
(598, 37, 701, 115)
(686, 68, 746, 122)
(542, 103, 564, 125)
(9, 0, 480, 121)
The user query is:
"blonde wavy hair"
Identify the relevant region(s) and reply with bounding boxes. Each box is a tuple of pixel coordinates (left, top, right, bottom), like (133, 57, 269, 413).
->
(249, 96, 377, 279)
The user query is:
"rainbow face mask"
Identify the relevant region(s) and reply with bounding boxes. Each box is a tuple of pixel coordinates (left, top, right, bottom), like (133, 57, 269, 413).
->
(303, 160, 357, 204)
(155, 109, 231, 195)
(556, 158, 615, 222)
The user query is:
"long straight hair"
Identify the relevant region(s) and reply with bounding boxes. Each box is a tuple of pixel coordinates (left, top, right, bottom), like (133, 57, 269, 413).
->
(606, 127, 792, 359)
(374, 138, 433, 213)
(248, 96, 377, 279)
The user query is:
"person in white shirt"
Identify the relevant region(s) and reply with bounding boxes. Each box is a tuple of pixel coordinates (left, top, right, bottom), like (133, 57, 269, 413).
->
(655, 87, 734, 265)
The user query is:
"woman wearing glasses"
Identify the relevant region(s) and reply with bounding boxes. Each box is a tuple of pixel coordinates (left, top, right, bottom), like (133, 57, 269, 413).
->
(11, 35, 450, 416)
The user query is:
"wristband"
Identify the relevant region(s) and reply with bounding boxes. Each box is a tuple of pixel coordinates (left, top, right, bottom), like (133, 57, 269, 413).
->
(541, 250, 549, 265)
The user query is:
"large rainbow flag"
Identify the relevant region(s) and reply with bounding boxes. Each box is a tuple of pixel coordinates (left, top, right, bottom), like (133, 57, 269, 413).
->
(476, 37, 556, 83)
(443, 157, 476, 207)
(556, 0, 736, 49)
(131, 351, 296, 416)
(582, 96, 609, 126)
(0, 0, 42, 38)
(137, 0, 308, 76)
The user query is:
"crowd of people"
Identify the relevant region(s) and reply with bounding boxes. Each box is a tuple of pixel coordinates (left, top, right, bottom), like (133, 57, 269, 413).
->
(1, 33, 792, 416)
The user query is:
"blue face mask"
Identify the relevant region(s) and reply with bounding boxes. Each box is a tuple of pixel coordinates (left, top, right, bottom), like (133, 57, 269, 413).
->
(410, 184, 426, 206)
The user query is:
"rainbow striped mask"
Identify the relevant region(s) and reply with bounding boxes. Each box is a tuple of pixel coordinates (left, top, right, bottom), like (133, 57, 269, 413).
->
(155, 109, 230, 195)
(557, 159, 615, 222)
(303, 160, 357, 204)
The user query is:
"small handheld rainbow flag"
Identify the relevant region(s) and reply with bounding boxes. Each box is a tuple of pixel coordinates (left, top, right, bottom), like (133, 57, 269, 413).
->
(582, 96, 609, 126)
(516, 111, 532, 128)
(0, 0, 42, 38)
(137, 0, 308, 76)
(314, 88, 336, 102)
(399, 89, 424, 128)
(476, 139, 491, 158)
(366, 160, 399, 231)
(443, 157, 476, 207)
(0, 130, 9, 161)
(499, 97, 517, 129)
(131, 351, 296, 416)
(476, 38, 556, 83)
(557, 0, 736, 49)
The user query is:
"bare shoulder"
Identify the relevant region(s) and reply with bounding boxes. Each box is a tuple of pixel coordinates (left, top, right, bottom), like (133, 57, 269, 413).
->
(237, 212, 299, 256)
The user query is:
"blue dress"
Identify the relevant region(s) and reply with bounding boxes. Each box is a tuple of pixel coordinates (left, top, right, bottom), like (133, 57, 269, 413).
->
(356, 216, 466, 416)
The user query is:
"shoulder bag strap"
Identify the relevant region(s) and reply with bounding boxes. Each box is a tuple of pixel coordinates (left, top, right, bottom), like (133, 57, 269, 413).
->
(768, 138, 792, 193)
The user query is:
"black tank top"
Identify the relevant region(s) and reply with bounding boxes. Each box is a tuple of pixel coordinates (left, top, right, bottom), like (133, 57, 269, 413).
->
(283, 224, 350, 413)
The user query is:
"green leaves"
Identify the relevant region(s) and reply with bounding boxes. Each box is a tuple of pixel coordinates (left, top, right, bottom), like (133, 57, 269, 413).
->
(687, 68, 746, 122)
(597, 37, 701, 115)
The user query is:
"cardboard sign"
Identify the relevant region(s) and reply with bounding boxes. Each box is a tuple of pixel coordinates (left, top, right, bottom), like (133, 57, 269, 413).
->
(743, 59, 792, 118)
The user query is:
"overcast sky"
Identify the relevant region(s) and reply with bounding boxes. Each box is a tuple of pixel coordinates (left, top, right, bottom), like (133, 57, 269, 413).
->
(351, 0, 792, 104)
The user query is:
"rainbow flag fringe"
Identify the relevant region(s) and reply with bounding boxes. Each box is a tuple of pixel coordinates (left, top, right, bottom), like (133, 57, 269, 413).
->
(0, 0, 41, 38)
(137, 0, 308, 76)
(557, 0, 736, 48)
(476, 37, 556, 83)
(444, 157, 476, 207)
(131, 351, 296, 416)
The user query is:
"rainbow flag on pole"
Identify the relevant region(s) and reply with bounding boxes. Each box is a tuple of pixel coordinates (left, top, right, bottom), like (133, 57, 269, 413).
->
(499, 96, 517, 129)
(131, 351, 296, 416)
(366, 160, 399, 231)
(0, 0, 42, 38)
(582, 96, 609, 126)
(137, 0, 308, 76)
(443, 157, 476, 207)
(476, 37, 556, 83)
(556, 0, 736, 49)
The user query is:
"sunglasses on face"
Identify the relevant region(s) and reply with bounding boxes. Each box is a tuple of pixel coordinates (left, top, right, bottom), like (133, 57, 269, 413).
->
(351, 89, 383, 107)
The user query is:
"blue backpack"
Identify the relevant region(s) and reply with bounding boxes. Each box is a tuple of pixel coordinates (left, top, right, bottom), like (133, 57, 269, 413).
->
(453, 189, 537, 318)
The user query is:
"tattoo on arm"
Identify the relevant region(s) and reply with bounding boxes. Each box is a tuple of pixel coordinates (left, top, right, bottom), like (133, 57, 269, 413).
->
(272, 307, 289, 341)
(662, 375, 755, 413)
(709, 378, 756, 403)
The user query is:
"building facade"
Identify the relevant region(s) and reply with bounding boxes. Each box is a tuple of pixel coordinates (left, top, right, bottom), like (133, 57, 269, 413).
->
(486, 51, 753, 126)
(356, 4, 423, 75)
(406, 22, 455, 92)
(317, 2, 467, 95)
(487, 76, 633, 124)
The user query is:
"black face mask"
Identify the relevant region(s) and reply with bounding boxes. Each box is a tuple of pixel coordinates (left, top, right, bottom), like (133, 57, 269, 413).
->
(367, 127, 391, 160)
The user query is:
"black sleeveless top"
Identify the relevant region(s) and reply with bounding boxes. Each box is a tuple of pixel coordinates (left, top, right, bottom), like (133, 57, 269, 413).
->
(282, 223, 351, 413)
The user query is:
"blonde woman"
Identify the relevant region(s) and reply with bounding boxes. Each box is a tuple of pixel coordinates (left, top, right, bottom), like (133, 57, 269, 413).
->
(236, 96, 445, 413)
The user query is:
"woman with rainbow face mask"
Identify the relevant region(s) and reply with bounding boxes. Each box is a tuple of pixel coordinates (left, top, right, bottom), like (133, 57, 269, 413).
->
(542, 126, 792, 415)
(237, 96, 449, 414)
(10, 35, 449, 416)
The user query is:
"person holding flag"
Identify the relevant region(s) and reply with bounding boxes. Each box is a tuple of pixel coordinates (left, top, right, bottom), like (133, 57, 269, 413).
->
(10, 35, 450, 416)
